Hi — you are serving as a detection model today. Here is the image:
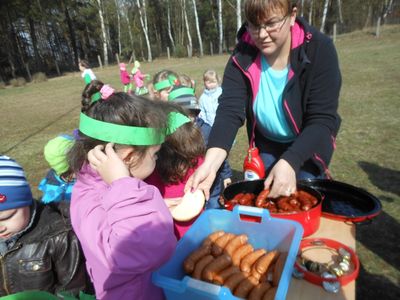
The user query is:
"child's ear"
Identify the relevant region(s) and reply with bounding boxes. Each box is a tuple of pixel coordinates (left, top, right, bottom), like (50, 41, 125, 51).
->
(118, 147, 136, 165)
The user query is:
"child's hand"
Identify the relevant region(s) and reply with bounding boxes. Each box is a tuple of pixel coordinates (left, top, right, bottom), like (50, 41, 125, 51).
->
(164, 197, 183, 211)
(88, 143, 130, 184)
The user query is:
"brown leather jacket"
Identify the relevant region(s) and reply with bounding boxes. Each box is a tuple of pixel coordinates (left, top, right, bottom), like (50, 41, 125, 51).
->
(0, 201, 88, 296)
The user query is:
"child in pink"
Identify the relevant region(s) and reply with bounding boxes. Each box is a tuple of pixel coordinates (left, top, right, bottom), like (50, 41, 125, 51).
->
(131, 60, 149, 95)
(119, 63, 132, 93)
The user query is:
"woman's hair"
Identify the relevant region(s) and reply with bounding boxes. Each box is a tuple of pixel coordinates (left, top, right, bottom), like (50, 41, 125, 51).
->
(203, 70, 220, 84)
(245, 0, 297, 25)
(69, 81, 168, 172)
(153, 69, 179, 86)
(79, 59, 90, 69)
(81, 80, 104, 112)
(155, 102, 206, 184)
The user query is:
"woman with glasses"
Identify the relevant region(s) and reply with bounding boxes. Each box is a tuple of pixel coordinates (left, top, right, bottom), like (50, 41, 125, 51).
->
(186, 0, 341, 199)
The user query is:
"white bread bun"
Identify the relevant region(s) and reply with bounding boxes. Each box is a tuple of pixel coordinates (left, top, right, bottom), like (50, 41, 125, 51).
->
(171, 190, 205, 222)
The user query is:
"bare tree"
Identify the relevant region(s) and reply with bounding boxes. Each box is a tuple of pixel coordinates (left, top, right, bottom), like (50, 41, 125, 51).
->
(182, 0, 193, 57)
(114, 0, 122, 55)
(166, 0, 175, 51)
(320, 0, 329, 33)
(337, 0, 343, 24)
(217, 0, 223, 54)
(308, 0, 313, 25)
(236, 0, 242, 33)
(136, 0, 152, 62)
(96, 0, 109, 65)
(192, 0, 203, 56)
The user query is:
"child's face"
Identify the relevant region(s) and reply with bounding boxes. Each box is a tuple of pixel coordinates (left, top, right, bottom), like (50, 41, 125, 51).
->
(79, 64, 85, 72)
(156, 87, 173, 102)
(204, 79, 218, 90)
(0, 207, 30, 239)
(128, 145, 161, 180)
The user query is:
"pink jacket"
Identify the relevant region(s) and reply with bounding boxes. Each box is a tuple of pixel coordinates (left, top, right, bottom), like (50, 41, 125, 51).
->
(71, 164, 176, 300)
(120, 70, 131, 85)
(132, 69, 146, 88)
(145, 157, 204, 240)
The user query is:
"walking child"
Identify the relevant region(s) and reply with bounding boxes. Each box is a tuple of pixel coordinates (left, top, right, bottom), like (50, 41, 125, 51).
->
(131, 60, 149, 95)
(68, 81, 177, 300)
(78, 59, 96, 84)
(119, 63, 132, 93)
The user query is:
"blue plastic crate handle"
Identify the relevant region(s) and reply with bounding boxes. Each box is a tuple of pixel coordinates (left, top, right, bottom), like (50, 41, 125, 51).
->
(233, 205, 271, 221)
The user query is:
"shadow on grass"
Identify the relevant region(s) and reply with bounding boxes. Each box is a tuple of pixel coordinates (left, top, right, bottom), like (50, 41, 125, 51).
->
(358, 161, 400, 197)
(356, 210, 400, 298)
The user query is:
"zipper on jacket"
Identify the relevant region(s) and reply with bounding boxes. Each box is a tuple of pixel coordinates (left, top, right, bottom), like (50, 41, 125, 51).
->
(1, 243, 22, 294)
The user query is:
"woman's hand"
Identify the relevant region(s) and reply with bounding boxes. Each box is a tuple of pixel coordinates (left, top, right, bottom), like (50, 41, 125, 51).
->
(264, 159, 296, 198)
(185, 148, 228, 200)
(88, 143, 130, 184)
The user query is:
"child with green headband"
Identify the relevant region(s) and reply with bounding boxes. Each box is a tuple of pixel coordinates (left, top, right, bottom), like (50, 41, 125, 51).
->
(68, 82, 176, 300)
(152, 69, 180, 101)
(145, 103, 206, 239)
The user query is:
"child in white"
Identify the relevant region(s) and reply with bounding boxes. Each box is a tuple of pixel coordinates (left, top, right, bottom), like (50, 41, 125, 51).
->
(199, 69, 223, 126)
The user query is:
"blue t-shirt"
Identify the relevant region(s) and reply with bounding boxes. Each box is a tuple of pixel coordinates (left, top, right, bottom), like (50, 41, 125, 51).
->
(253, 56, 295, 142)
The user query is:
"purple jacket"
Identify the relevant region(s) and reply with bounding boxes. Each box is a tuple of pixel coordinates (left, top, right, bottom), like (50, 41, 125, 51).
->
(71, 164, 176, 300)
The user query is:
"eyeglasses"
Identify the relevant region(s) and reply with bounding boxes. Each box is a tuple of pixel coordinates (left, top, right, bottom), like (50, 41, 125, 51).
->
(247, 15, 289, 35)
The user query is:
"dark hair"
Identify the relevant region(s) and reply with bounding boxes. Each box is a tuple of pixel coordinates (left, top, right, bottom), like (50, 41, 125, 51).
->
(81, 80, 104, 112)
(69, 83, 168, 172)
(79, 59, 90, 69)
(153, 69, 179, 87)
(245, 0, 297, 25)
(155, 103, 205, 184)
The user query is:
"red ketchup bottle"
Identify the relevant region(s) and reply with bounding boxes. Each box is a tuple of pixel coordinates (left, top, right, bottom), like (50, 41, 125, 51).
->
(243, 147, 265, 181)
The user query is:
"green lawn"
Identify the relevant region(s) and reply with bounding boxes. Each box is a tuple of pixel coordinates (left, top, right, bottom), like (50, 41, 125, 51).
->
(1, 25, 399, 299)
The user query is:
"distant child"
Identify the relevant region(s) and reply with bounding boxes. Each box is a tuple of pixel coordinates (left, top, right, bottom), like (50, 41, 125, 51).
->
(119, 63, 132, 93)
(68, 81, 176, 300)
(38, 135, 76, 203)
(78, 59, 96, 84)
(146, 103, 206, 239)
(152, 69, 180, 101)
(179, 74, 196, 90)
(0, 155, 88, 296)
(131, 60, 149, 95)
(199, 69, 223, 127)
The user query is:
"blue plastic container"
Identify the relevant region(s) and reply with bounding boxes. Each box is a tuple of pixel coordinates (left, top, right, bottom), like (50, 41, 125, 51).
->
(153, 206, 303, 300)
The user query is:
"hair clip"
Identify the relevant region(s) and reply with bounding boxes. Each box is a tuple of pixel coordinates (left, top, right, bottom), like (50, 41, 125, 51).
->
(100, 84, 115, 100)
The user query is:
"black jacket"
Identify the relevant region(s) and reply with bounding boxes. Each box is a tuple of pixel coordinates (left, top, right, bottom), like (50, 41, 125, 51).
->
(208, 18, 341, 176)
(0, 202, 88, 296)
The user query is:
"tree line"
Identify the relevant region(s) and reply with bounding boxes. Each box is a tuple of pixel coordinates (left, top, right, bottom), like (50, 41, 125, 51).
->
(0, 0, 398, 83)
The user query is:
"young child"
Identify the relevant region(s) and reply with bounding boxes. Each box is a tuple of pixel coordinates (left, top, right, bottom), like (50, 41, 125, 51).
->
(152, 69, 180, 101)
(145, 103, 206, 239)
(167, 84, 232, 208)
(199, 69, 223, 127)
(119, 63, 132, 93)
(68, 81, 176, 300)
(78, 59, 96, 84)
(38, 135, 76, 203)
(0, 155, 88, 296)
(131, 60, 149, 95)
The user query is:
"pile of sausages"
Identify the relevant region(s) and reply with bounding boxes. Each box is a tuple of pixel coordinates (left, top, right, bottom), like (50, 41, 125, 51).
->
(224, 189, 318, 213)
(183, 231, 286, 300)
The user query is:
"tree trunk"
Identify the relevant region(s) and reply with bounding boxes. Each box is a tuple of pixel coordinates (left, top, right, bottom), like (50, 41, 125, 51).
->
(218, 0, 223, 54)
(336, 0, 343, 24)
(191, 0, 202, 56)
(301, 0, 304, 17)
(382, 0, 394, 23)
(182, 0, 192, 57)
(96, 0, 109, 66)
(114, 0, 122, 55)
(60, 0, 79, 68)
(167, 0, 175, 51)
(136, 0, 152, 62)
(308, 0, 313, 25)
(236, 0, 242, 34)
(123, 8, 135, 50)
(320, 0, 329, 33)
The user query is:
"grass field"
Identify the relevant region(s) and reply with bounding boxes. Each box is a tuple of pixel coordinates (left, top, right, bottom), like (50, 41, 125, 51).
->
(1, 25, 399, 299)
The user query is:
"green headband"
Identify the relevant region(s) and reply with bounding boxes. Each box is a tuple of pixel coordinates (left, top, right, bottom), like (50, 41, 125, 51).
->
(91, 92, 101, 103)
(168, 87, 195, 101)
(79, 112, 190, 145)
(154, 75, 178, 91)
(79, 113, 165, 145)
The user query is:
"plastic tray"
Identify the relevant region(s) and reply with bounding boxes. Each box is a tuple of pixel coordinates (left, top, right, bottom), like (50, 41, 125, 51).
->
(153, 206, 303, 300)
